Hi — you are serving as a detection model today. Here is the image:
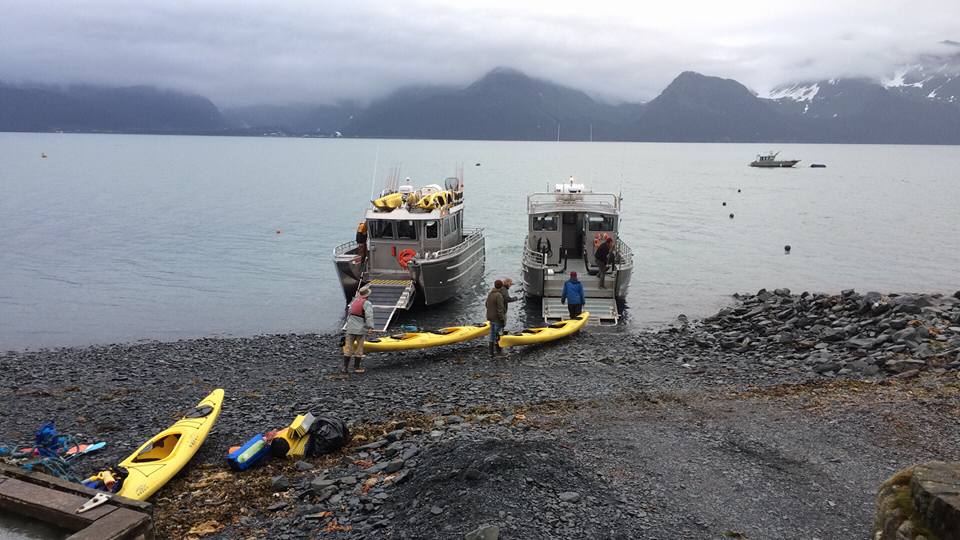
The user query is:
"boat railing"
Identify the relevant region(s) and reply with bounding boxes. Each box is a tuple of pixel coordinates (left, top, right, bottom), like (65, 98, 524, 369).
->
(614, 238, 634, 269)
(523, 240, 547, 269)
(333, 240, 359, 257)
(527, 192, 620, 213)
(420, 228, 484, 260)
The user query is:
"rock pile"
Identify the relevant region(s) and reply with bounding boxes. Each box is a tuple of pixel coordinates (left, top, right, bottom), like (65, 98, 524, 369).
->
(684, 289, 960, 377)
(208, 412, 638, 539)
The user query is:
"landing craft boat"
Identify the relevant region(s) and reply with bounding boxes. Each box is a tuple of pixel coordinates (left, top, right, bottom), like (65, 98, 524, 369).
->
(750, 151, 800, 168)
(333, 169, 485, 330)
(520, 178, 633, 325)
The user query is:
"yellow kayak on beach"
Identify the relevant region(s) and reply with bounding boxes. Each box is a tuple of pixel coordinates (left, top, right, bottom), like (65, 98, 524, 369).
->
(365, 322, 490, 352)
(114, 389, 224, 500)
(498, 312, 589, 348)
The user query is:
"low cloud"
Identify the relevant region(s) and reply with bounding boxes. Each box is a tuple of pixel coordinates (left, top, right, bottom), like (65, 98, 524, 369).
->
(0, 0, 956, 106)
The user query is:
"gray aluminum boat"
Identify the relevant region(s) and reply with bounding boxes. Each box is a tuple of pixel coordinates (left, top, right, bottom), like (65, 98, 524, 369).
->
(750, 151, 800, 168)
(520, 178, 633, 325)
(333, 173, 485, 330)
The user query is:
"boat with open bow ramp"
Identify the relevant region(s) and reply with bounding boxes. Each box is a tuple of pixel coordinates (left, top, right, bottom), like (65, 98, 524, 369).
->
(521, 178, 633, 325)
(333, 171, 485, 330)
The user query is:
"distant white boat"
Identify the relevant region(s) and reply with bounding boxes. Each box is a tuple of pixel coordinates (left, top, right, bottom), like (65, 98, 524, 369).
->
(750, 151, 800, 168)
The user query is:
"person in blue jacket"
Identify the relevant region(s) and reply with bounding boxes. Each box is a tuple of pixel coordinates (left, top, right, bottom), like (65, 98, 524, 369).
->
(560, 271, 585, 318)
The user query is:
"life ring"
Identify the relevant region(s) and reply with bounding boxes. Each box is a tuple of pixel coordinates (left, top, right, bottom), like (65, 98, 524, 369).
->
(593, 232, 611, 249)
(397, 248, 417, 269)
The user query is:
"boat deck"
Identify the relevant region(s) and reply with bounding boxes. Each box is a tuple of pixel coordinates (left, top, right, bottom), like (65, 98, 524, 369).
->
(539, 259, 619, 325)
(366, 278, 415, 331)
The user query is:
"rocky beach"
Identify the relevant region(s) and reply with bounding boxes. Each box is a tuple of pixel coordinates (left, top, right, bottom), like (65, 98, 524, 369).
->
(3, 289, 960, 539)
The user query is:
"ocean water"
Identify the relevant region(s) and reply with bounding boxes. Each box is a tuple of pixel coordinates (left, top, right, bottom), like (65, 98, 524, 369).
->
(1, 133, 958, 350)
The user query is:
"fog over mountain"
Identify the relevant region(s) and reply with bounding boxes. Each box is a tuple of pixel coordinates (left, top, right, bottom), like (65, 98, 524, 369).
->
(0, 0, 958, 107)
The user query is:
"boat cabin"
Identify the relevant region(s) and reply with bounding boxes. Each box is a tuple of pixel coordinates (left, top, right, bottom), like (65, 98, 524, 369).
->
(526, 181, 620, 272)
(364, 205, 465, 276)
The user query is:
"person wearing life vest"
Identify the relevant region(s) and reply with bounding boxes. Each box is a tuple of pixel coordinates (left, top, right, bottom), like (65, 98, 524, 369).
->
(355, 222, 368, 267)
(595, 237, 614, 289)
(343, 285, 374, 374)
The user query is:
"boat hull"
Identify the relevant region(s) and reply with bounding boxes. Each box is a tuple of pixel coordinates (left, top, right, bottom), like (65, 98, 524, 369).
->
(750, 160, 800, 168)
(410, 236, 485, 305)
(333, 247, 364, 302)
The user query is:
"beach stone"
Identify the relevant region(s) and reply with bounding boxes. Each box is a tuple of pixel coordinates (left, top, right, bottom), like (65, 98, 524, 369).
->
(267, 502, 288, 512)
(271, 475, 290, 491)
(893, 328, 916, 342)
(822, 328, 845, 342)
(559, 491, 581, 503)
(846, 338, 875, 349)
(814, 362, 842, 374)
(311, 478, 336, 492)
(465, 524, 501, 540)
(385, 460, 405, 473)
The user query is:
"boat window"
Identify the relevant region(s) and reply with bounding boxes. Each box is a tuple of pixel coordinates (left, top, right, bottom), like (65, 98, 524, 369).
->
(396, 220, 417, 240)
(532, 214, 557, 231)
(587, 214, 615, 232)
(424, 220, 438, 239)
(370, 220, 395, 239)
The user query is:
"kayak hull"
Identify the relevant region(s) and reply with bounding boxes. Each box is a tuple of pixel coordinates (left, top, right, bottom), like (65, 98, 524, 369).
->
(498, 312, 589, 347)
(116, 389, 224, 501)
(365, 323, 490, 352)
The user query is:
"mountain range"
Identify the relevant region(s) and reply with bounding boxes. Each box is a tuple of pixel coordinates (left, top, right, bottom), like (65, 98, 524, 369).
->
(2, 42, 959, 143)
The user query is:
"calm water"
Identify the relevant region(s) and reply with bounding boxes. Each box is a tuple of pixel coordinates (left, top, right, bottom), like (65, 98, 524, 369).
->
(1, 133, 958, 350)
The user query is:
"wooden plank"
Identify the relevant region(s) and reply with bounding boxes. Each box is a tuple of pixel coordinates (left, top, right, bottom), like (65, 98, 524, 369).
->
(0, 477, 115, 530)
(68, 507, 152, 540)
(0, 464, 152, 512)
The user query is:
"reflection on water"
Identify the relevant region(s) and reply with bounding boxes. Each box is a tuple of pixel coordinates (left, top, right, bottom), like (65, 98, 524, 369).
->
(0, 510, 70, 540)
(1, 134, 959, 349)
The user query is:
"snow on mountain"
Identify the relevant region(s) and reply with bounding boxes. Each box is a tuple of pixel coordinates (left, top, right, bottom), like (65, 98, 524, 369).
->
(767, 82, 820, 102)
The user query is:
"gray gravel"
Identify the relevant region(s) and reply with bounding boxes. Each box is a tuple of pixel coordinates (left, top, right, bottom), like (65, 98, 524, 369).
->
(2, 289, 959, 538)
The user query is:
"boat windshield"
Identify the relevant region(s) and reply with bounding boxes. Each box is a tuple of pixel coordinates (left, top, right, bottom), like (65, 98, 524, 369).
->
(369, 220, 395, 239)
(532, 214, 557, 231)
(396, 220, 417, 240)
(586, 213, 615, 231)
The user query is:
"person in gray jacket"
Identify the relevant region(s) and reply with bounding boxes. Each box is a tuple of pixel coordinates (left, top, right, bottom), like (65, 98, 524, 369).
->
(343, 285, 374, 374)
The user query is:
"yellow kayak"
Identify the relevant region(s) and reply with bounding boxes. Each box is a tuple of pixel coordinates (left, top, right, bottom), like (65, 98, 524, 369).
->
(115, 389, 224, 500)
(365, 322, 490, 351)
(372, 192, 405, 210)
(498, 312, 589, 348)
(416, 190, 453, 210)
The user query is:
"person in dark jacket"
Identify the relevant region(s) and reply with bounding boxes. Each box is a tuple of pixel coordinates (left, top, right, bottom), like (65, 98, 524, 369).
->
(485, 280, 506, 357)
(560, 271, 585, 318)
(595, 237, 613, 288)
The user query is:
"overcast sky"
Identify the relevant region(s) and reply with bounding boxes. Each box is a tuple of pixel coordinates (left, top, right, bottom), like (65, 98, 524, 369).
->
(0, 0, 957, 106)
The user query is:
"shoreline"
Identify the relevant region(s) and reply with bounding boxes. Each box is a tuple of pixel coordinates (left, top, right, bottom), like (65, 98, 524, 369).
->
(2, 288, 959, 538)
